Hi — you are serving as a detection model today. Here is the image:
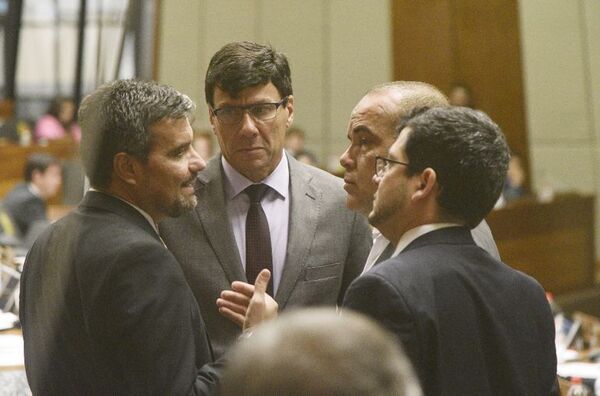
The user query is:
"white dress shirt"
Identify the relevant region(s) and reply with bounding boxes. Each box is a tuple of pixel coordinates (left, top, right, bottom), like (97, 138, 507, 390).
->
(362, 223, 461, 275)
(361, 228, 389, 275)
(221, 154, 290, 294)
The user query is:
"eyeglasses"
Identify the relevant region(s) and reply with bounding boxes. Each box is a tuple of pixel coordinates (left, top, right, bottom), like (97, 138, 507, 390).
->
(375, 155, 410, 177)
(211, 96, 289, 125)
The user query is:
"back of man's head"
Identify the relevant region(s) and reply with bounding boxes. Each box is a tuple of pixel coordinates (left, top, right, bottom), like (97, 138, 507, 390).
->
(399, 106, 509, 228)
(205, 41, 293, 107)
(78, 79, 194, 189)
(220, 308, 422, 396)
(367, 81, 449, 135)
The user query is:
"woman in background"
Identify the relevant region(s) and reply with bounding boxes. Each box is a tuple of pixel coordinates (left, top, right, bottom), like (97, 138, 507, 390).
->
(35, 97, 81, 142)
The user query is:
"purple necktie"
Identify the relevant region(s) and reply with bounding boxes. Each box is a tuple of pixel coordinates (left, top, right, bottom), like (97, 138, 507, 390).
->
(244, 184, 273, 295)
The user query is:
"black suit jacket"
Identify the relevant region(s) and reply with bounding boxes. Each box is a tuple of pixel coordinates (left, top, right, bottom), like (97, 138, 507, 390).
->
(20, 191, 221, 395)
(343, 227, 558, 396)
(3, 183, 47, 236)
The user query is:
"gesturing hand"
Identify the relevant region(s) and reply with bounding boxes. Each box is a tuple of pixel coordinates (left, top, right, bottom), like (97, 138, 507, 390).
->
(217, 269, 278, 331)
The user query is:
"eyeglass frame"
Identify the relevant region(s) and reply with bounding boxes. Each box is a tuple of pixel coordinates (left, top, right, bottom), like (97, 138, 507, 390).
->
(375, 155, 411, 178)
(210, 96, 290, 125)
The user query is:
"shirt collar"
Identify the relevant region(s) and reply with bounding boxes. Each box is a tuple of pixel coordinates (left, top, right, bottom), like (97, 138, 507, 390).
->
(88, 187, 160, 235)
(27, 183, 42, 198)
(392, 223, 462, 257)
(221, 152, 289, 200)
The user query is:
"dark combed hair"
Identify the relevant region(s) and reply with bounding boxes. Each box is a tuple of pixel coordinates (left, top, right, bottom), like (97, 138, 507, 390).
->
(24, 153, 59, 182)
(205, 41, 293, 107)
(78, 79, 195, 189)
(398, 106, 509, 228)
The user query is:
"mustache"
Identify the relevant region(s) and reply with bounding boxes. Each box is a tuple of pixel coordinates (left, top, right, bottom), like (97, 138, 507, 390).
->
(182, 174, 199, 188)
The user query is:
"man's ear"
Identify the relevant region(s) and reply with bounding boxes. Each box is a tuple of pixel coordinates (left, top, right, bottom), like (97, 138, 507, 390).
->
(285, 95, 294, 128)
(113, 152, 139, 186)
(411, 168, 437, 202)
(30, 169, 43, 185)
(208, 108, 217, 133)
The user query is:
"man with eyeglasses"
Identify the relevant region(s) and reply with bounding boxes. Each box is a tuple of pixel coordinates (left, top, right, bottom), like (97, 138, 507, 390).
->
(343, 106, 558, 395)
(159, 41, 372, 358)
(339, 82, 500, 273)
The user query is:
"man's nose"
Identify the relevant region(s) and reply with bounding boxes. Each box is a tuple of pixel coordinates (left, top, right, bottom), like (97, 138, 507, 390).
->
(340, 147, 354, 169)
(238, 112, 260, 137)
(372, 172, 382, 185)
(190, 148, 206, 172)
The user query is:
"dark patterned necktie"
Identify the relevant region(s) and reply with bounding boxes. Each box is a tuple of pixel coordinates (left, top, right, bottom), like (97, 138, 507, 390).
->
(244, 184, 273, 295)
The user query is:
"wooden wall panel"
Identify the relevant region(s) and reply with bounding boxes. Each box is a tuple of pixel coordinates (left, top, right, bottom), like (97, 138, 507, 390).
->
(391, 0, 454, 91)
(453, 0, 529, 162)
(391, 0, 529, 175)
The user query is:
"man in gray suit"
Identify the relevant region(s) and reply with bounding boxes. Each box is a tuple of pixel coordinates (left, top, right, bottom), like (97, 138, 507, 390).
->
(339, 81, 500, 269)
(160, 41, 372, 358)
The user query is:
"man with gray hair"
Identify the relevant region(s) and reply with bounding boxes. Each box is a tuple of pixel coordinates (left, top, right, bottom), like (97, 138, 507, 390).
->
(20, 80, 223, 394)
(339, 81, 499, 270)
(220, 308, 422, 396)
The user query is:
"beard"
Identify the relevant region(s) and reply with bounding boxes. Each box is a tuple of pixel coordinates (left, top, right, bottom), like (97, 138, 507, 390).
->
(166, 193, 198, 218)
(368, 189, 406, 229)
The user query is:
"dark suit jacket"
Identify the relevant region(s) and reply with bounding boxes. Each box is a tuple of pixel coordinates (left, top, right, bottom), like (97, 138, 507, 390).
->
(160, 154, 372, 358)
(343, 227, 558, 396)
(20, 191, 221, 395)
(3, 183, 47, 236)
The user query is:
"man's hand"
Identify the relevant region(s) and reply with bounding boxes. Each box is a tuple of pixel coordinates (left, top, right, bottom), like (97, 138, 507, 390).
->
(217, 269, 278, 331)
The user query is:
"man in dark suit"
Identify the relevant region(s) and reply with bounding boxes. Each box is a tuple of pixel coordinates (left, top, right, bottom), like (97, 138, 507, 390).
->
(160, 41, 372, 358)
(3, 153, 62, 238)
(20, 80, 223, 395)
(343, 106, 558, 395)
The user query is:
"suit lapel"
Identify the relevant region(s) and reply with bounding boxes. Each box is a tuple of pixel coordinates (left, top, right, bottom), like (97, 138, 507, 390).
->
(275, 155, 319, 307)
(193, 156, 245, 284)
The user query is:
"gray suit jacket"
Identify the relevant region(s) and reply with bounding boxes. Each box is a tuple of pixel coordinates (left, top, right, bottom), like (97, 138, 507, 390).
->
(160, 154, 372, 358)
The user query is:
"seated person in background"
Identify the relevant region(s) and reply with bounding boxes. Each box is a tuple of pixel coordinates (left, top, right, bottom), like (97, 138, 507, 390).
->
(35, 96, 81, 142)
(503, 151, 528, 202)
(284, 126, 318, 164)
(220, 308, 422, 396)
(342, 106, 558, 395)
(2, 153, 62, 239)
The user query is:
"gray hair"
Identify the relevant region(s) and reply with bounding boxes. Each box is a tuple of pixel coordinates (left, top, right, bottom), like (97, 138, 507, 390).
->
(78, 79, 195, 188)
(220, 308, 422, 396)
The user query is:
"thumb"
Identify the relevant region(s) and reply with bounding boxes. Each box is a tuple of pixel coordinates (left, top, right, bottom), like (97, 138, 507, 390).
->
(254, 269, 271, 295)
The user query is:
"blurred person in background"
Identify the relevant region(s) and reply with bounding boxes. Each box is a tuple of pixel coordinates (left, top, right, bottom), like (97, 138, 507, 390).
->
(503, 151, 528, 202)
(448, 82, 474, 108)
(2, 153, 62, 239)
(285, 126, 318, 165)
(35, 96, 81, 142)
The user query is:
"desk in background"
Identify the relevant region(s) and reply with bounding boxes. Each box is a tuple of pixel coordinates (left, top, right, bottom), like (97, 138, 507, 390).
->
(487, 193, 595, 295)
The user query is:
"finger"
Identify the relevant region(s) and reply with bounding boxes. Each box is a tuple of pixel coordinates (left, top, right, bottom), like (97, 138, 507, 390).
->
(216, 298, 248, 316)
(218, 306, 245, 327)
(219, 290, 251, 306)
(253, 269, 271, 295)
(231, 281, 255, 297)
